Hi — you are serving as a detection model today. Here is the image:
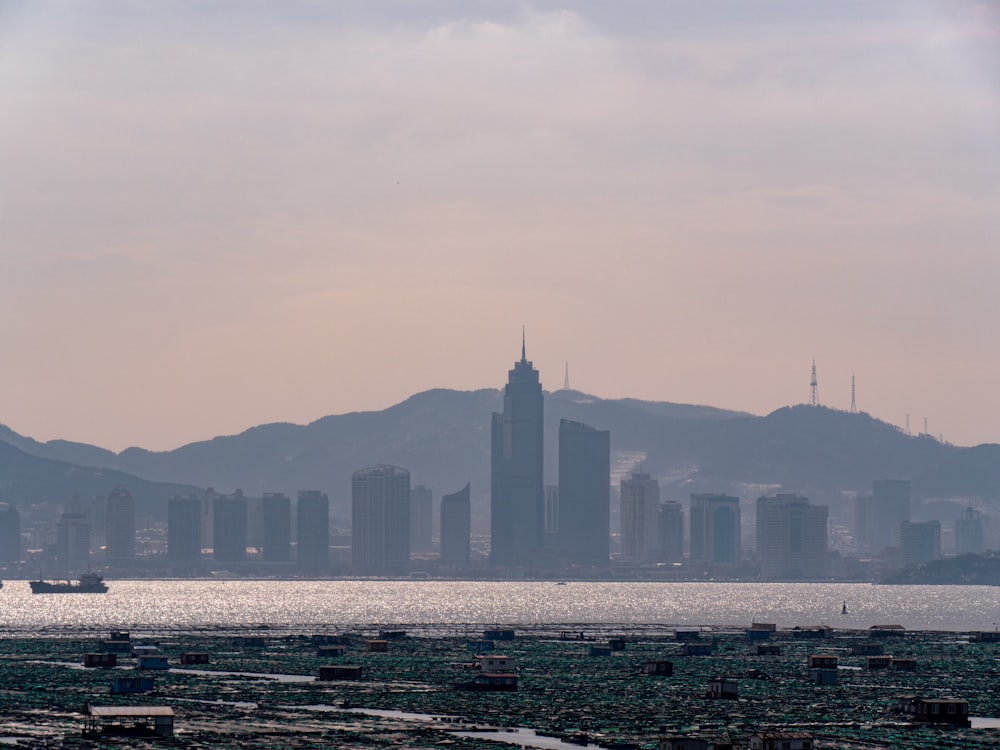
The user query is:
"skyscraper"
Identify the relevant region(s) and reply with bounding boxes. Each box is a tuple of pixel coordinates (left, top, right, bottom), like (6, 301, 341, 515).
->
(658, 500, 685, 562)
(870, 479, 910, 551)
(57, 496, 91, 568)
(689, 493, 740, 564)
(440, 482, 471, 565)
(490, 335, 544, 567)
(558, 419, 611, 565)
(213, 491, 248, 562)
(262, 493, 292, 562)
(409, 484, 433, 554)
(620, 472, 660, 563)
(756, 493, 828, 580)
(352, 465, 411, 575)
(296, 490, 330, 571)
(167, 495, 202, 563)
(105, 486, 135, 561)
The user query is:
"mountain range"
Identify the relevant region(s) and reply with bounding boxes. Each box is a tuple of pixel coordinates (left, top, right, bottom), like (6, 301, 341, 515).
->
(2, 389, 998, 526)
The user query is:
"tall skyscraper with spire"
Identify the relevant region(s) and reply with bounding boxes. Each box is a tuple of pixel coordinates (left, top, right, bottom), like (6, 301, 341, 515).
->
(490, 331, 545, 567)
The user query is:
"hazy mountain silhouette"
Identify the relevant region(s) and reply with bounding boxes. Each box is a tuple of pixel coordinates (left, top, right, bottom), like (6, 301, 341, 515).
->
(1, 391, 996, 523)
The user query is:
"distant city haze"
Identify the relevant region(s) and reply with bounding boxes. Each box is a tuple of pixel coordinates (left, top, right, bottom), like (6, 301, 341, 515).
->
(1, 2, 998, 452)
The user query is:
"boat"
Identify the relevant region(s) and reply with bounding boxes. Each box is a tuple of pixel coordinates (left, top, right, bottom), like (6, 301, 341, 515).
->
(841, 600, 848, 615)
(29, 571, 108, 594)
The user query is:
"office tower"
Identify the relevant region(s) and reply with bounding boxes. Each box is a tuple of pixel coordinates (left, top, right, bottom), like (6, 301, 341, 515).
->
(105, 486, 135, 560)
(352, 465, 411, 575)
(490, 336, 544, 567)
(296, 490, 330, 571)
(167, 495, 202, 563)
(899, 520, 941, 567)
(870, 479, 910, 551)
(620, 472, 660, 563)
(756, 494, 829, 580)
(955, 507, 984, 555)
(559, 419, 611, 565)
(56, 505, 91, 568)
(410, 485, 433, 554)
(262, 493, 292, 562)
(440, 483, 471, 565)
(658, 501, 685, 562)
(0, 502, 20, 562)
(689, 493, 741, 564)
(544, 485, 560, 544)
(213, 491, 248, 562)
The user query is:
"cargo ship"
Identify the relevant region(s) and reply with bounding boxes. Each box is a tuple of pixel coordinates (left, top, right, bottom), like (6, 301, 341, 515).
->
(29, 571, 108, 594)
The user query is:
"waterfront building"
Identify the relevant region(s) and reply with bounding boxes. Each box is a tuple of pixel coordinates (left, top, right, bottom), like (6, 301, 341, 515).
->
(954, 507, 984, 555)
(296, 490, 330, 571)
(440, 483, 471, 565)
(899, 520, 941, 567)
(166, 495, 202, 563)
(870, 479, 910, 551)
(261, 493, 292, 562)
(490, 336, 544, 567)
(544, 485, 559, 544)
(409, 484, 433, 554)
(352, 465, 410, 575)
(212, 491, 248, 562)
(558, 419, 611, 565)
(620, 472, 660, 563)
(853, 493, 872, 545)
(0, 502, 21, 562)
(658, 500, 684, 562)
(689, 493, 741, 564)
(756, 494, 829, 580)
(105, 486, 135, 561)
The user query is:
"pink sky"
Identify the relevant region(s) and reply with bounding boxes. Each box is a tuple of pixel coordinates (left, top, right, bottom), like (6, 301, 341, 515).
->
(1, 2, 998, 452)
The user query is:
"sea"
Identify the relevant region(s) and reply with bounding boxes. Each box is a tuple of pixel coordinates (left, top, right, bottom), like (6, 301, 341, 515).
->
(1, 580, 998, 635)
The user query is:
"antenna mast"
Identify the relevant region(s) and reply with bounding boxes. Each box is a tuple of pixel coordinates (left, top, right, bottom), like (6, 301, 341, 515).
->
(564, 362, 570, 391)
(905, 413, 911, 436)
(850, 374, 857, 414)
(810, 360, 819, 406)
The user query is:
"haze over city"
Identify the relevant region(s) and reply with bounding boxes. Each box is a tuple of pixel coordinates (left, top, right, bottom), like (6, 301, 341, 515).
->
(1, 1, 998, 452)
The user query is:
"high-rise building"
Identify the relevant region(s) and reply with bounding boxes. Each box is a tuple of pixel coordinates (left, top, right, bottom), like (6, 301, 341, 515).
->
(409, 485, 433, 554)
(899, 520, 941, 567)
(853, 493, 872, 545)
(558, 419, 611, 565)
(870, 479, 910, 551)
(57, 511, 91, 568)
(620, 472, 660, 564)
(440, 483, 471, 565)
(167, 495, 202, 563)
(544, 485, 560, 544)
(756, 494, 829, 580)
(658, 501, 685, 562)
(296, 490, 330, 571)
(352, 465, 411, 575)
(262, 493, 292, 562)
(0, 502, 21, 562)
(689, 494, 741, 564)
(490, 336, 545, 567)
(105, 486, 135, 561)
(213, 491, 248, 562)
(955, 507, 985, 555)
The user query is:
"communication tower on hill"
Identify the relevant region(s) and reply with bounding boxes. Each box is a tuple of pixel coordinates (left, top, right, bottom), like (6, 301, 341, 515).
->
(564, 362, 570, 391)
(810, 360, 819, 406)
(850, 375, 857, 414)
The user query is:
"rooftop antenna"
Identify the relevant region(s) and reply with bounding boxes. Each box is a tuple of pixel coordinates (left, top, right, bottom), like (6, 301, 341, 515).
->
(810, 360, 819, 406)
(564, 361, 570, 391)
(521, 326, 526, 362)
(850, 374, 857, 414)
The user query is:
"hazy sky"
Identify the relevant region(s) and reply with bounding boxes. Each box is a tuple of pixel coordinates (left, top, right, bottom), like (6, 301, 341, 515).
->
(1, 1, 998, 452)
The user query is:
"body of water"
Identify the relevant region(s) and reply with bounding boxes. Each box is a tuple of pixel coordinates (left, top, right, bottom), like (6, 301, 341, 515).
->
(1, 580, 998, 634)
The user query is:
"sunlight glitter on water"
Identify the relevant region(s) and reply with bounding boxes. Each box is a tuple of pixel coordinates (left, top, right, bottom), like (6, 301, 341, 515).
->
(1, 580, 998, 633)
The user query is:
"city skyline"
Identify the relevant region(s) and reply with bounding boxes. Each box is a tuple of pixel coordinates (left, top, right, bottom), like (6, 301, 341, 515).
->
(1, 2, 998, 452)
